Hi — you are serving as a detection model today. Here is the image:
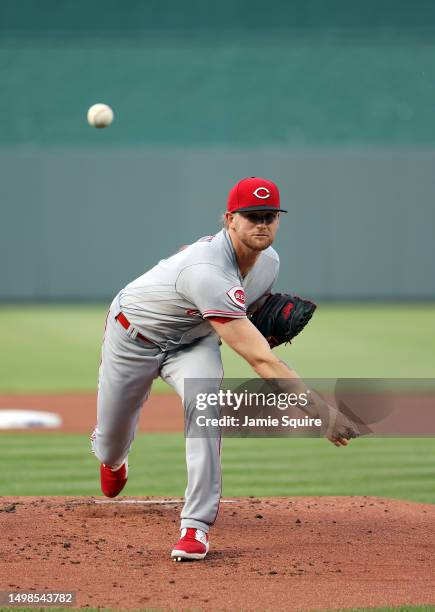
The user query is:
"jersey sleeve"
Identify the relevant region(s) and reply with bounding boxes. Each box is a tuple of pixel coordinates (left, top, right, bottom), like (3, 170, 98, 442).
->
(176, 264, 247, 319)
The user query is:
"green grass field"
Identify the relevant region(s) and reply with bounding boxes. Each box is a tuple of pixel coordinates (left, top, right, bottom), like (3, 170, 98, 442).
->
(0, 303, 434, 505)
(1, 433, 435, 503)
(0, 303, 434, 393)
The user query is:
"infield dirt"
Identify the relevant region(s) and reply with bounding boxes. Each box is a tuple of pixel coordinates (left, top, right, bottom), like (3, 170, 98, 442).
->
(1, 394, 435, 610)
(0, 393, 183, 433)
(1, 495, 435, 611)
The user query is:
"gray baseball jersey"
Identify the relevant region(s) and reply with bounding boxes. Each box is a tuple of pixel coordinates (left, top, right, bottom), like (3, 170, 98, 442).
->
(119, 229, 279, 349)
(93, 228, 279, 533)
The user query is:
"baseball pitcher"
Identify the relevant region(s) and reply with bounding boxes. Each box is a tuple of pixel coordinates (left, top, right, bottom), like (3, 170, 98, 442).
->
(91, 177, 359, 561)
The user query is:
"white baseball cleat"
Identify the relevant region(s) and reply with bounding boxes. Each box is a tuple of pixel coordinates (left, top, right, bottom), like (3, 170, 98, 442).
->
(171, 528, 209, 561)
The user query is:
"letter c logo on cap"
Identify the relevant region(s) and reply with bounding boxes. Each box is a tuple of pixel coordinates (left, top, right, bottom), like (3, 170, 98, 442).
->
(253, 187, 270, 199)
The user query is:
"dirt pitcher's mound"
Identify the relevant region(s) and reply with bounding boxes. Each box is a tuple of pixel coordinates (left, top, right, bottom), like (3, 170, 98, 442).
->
(1, 496, 434, 611)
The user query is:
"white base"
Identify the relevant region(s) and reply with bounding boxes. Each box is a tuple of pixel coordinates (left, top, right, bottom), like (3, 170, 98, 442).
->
(0, 409, 62, 429)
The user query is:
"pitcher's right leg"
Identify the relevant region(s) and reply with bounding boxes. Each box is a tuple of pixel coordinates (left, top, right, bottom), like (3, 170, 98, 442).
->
(92, 304, 163, 496)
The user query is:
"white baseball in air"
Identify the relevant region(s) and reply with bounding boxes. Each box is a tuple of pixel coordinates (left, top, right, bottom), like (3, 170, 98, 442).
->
(87, 103, 114, 128)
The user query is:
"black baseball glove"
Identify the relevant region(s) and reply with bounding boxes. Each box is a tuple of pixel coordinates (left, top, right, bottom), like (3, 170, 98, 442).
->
(250, 293, 317, 348)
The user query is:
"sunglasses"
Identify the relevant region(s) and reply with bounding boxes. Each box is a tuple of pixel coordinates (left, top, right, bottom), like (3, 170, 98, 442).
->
(239, 211, 279, 225)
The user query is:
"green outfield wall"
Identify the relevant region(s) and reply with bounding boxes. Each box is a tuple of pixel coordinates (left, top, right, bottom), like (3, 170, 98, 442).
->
(1, 0, 434, 299)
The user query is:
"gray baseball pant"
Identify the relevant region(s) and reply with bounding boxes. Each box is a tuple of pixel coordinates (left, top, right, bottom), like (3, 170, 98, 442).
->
(92, 297, 223, 533)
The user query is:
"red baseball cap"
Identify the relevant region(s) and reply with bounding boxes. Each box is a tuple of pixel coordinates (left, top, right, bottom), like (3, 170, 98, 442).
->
(227, 177, 287, 213)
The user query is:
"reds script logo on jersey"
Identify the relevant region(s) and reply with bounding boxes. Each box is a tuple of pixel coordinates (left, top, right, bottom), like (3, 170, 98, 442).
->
(227, 286, 246, 309)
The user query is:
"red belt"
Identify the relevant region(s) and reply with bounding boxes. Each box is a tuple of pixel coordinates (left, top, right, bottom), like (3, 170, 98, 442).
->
(115, 312, 153, 344)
